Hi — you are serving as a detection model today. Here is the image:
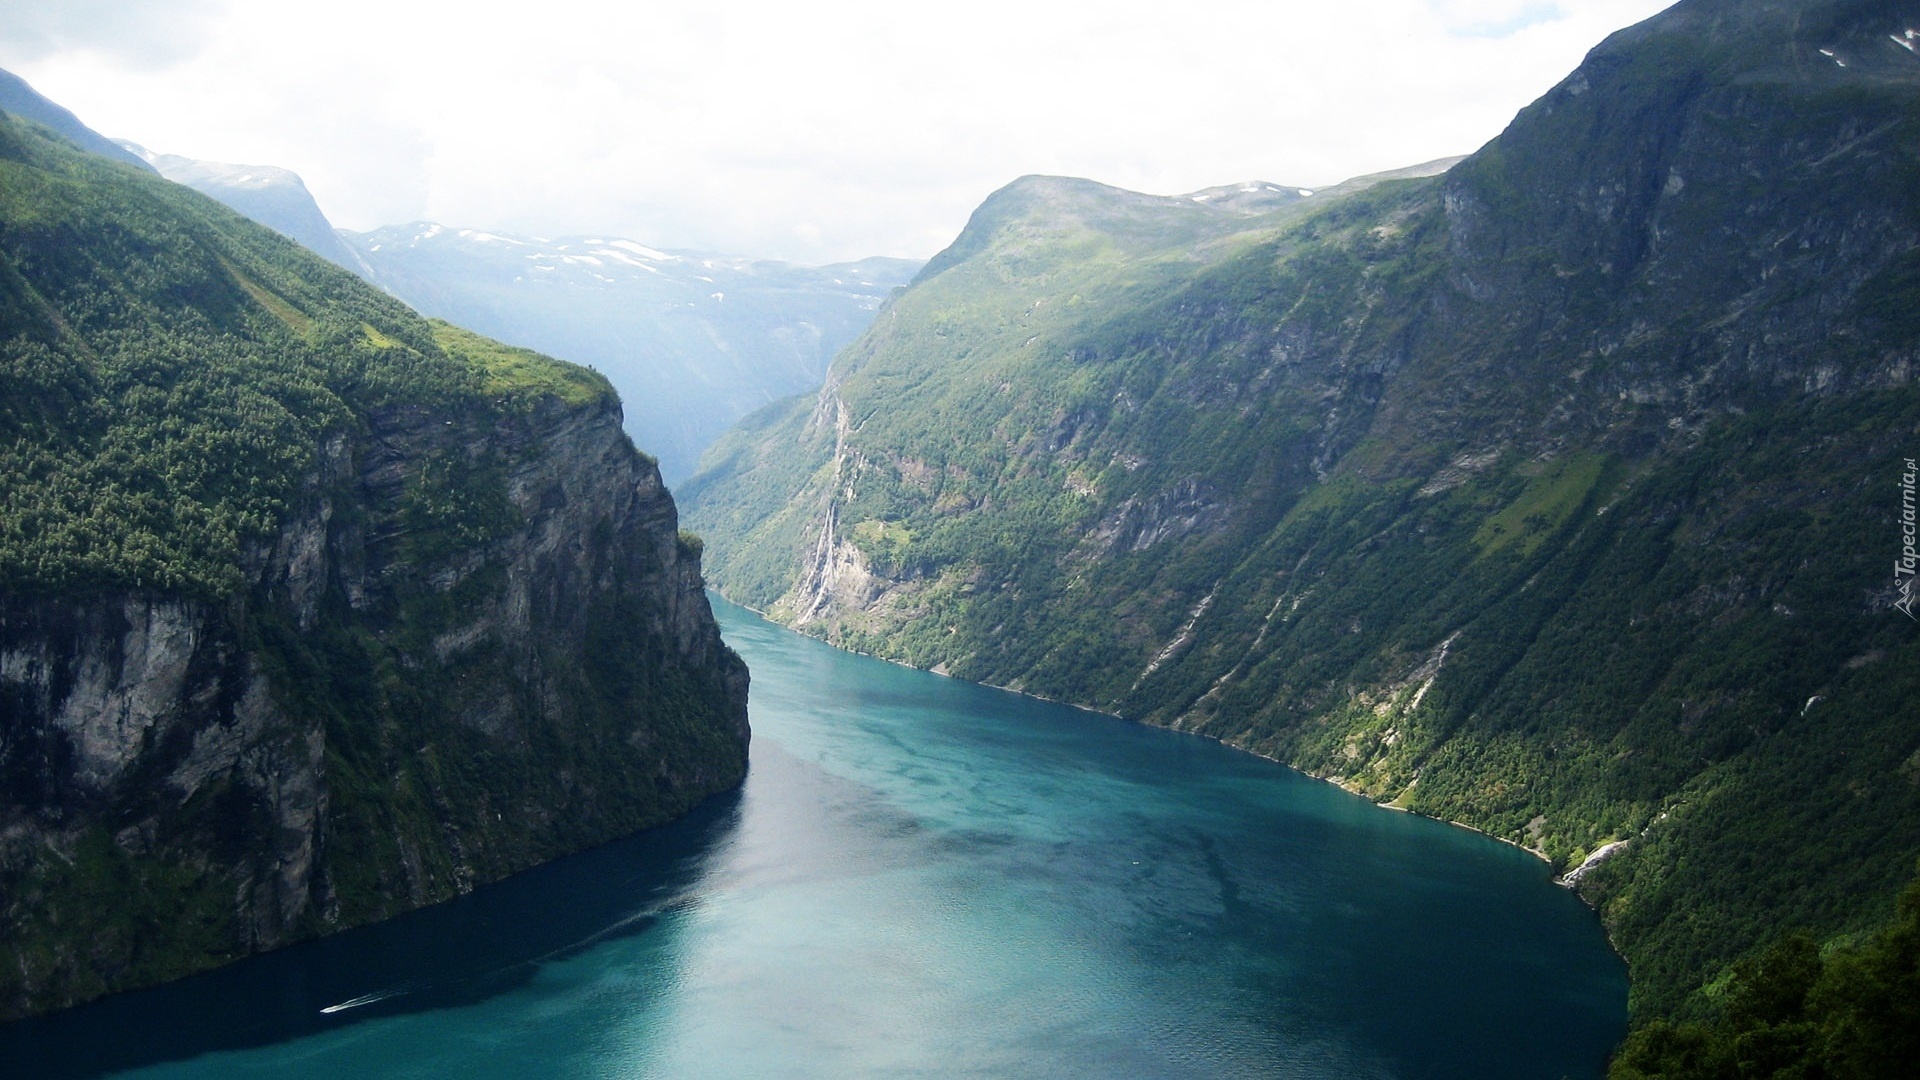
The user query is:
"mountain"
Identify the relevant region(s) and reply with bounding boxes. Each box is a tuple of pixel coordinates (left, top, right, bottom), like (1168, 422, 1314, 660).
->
(342, 224, 919, 482)
(683, 0, 1920, 1025)
(0, 68, 152, 173)
(0, 102, 748, 1016)
(96, 137, 914, 484)
(119, 141, 371, 275)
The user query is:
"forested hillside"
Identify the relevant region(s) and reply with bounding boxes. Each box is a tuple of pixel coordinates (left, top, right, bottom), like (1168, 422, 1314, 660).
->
(684, 0, 1920, 1023)
(0, 107, 748, 1016)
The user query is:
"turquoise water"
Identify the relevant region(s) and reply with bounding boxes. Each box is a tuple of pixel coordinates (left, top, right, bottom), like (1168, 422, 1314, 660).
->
(4, 598, 1626, 1078)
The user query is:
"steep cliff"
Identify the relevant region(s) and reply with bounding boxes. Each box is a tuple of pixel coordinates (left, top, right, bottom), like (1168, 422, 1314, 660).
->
(685, 0, 1920, 1020)
(0, 109, 747, 1017)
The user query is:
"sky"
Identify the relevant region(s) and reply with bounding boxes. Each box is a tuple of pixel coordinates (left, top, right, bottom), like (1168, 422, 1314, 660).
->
(0, 0, 1674, 264)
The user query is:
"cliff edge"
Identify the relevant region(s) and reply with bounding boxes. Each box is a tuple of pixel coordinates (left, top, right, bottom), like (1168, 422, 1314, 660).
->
(0, 108, 748, 1017)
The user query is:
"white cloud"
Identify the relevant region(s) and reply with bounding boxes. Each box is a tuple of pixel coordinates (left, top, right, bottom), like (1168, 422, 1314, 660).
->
(0, 0, 222, 67)
(0, 0, 1675, 263)
(1428, 0, 1568, 37)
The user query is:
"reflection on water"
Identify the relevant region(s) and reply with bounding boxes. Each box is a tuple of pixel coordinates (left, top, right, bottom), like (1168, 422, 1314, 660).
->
(1, 792, 745, 1079)
(0, 597, 1626, 1079)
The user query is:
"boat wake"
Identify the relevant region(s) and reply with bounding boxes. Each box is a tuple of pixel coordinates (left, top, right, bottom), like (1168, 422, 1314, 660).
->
(319, 988, 407, 1015)
(313, 897, 697, 1018)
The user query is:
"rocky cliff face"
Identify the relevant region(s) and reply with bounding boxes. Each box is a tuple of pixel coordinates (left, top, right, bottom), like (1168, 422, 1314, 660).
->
(0, 107, 748, 1018)
(0, 390, 746, 1018)
(684, 0, 1920, 1019)
(0, 389, 747, 1018)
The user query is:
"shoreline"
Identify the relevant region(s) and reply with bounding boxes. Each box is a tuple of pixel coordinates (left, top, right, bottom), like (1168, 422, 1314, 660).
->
(709, 588, 1584, 878)
(708, 587, 1628, 969)
(1204, 733, 1560, 868)
(708, 589, 1126, 720)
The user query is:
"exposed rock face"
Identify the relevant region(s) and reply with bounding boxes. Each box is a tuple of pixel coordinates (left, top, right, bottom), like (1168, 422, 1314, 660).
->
(0, 596, 325, 951)
(0, 394, 748, 1018)
(684, 0, 1920, 1019)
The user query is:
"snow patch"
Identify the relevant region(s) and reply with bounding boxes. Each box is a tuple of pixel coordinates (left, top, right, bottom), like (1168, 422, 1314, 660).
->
(458, 230, 526, 245)
(605, 239, 674, 261)
(590, 248, 667, 273)
(1892, 31, 1917, 54)
(1297, 189, 1313, 197)
(710, 291, 725, 302)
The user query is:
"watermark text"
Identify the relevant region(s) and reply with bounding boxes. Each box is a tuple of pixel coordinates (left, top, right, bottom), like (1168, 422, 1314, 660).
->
(1897, 457, 1918, 620)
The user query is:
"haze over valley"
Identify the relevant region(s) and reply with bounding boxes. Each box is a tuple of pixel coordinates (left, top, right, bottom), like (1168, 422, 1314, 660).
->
(2, 2, 1917, 1077)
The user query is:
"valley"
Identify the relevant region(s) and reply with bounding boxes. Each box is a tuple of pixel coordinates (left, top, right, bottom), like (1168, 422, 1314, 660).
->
(683, 0, 1920, 1025)
(2, 0, 1916, 1072)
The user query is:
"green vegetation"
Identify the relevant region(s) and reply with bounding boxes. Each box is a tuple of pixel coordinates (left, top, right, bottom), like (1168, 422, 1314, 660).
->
(397, 449, 520, 561)
(0, 112, 619, 601)
(429, 319, 613, 409)
(0, 110, 747, 1016)
(1472, 453, 1610, 556)
(6, 825, 243, 1010)
(685, 0, 1920, 1046)
(1611, 873, 1920, 1079)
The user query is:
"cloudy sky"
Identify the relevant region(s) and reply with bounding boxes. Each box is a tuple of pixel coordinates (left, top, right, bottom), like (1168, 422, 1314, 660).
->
(1, 0, 1672, 263)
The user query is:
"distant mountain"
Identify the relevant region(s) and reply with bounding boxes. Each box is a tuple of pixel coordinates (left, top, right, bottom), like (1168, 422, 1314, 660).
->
(0, 67, 152, 172)
(97, 142, 911, 480)
(120, 142, 370, 275)
(343, 224, 920, 481)
(685, 0, 1920, 1027)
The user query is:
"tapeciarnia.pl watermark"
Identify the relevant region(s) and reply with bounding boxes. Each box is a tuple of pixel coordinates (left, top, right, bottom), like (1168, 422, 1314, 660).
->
(1898, 457, 1918, 620)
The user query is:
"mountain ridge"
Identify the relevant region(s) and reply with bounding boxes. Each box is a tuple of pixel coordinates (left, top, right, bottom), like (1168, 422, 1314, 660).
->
(0, 68, 152, 174)
(119, 140, 371, 275)
(684, 0, 1920, 1022)
(0, 99, 748, 1017)
(339, 221, 920, 481)
(72, 126, 920, 484)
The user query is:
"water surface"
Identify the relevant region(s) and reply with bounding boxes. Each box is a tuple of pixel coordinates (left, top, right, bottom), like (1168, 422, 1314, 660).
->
(4, 597, 1626, 1077)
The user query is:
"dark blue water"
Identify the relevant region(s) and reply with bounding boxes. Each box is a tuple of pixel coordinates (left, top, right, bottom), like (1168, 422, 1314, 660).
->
(2, 597, 1626, 1078)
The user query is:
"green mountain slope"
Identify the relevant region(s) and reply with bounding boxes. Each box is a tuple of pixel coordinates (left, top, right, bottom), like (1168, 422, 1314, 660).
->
(0, 108, 748, 1016)
(684, 0, 1920, 1022)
